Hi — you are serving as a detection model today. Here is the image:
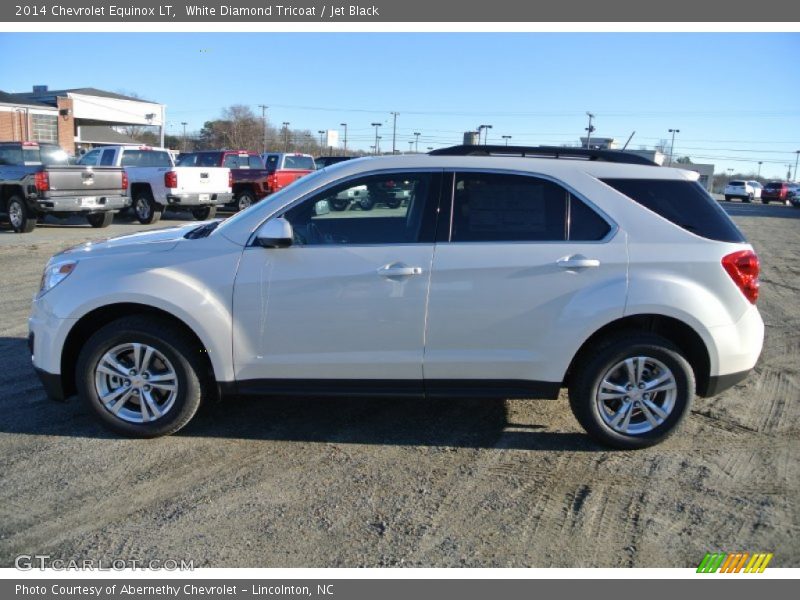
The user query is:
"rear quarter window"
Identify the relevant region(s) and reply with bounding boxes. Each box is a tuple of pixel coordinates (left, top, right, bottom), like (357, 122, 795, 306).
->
(602, 178, 745, 243)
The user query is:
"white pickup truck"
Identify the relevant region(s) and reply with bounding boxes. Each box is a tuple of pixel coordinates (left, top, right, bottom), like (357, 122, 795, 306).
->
(77, 146, 232, 223)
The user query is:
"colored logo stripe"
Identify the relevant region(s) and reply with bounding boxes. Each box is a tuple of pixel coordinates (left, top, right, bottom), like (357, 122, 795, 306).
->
(697, 552, 773, 573)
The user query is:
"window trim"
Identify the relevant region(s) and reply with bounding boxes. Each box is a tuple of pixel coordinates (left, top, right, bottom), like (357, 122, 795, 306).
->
(246, 168, 446, 248)
(443, 168, 618, 245)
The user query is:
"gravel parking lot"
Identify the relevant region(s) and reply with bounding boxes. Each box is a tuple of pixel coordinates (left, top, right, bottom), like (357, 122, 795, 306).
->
(0, 202, 797, 568)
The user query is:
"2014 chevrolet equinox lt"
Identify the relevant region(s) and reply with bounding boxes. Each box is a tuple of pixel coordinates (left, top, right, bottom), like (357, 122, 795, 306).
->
(28, 146, 764, 449)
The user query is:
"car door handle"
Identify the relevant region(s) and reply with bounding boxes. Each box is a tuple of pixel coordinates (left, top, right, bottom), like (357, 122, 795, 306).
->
(377, 263, 423, 278)
(557, 255, 600, 269)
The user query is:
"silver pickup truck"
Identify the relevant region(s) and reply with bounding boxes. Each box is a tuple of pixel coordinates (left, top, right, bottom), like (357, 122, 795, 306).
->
(0, 142, 128, 233)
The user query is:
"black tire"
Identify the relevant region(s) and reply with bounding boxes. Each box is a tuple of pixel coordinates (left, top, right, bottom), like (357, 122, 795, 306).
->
(568, 332, 695, 449)
(86, 212, 114, 228)
(385, 197, 402, 209)
(134, 192, 162, 224)
(6, 195, 36, 233)
(191, 206, 217, 221)
(745, 193, 753, 203)
(330, 199, 350, 211)
(761, 198, 769, 205)
(358, 197, 375, 211)
(723, 196, 731, 202)
(76, 316, 208, 438)
(236, 190, 256, 212)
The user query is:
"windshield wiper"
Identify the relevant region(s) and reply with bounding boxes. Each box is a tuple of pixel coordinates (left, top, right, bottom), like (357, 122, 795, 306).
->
(184, 220, 220, 239)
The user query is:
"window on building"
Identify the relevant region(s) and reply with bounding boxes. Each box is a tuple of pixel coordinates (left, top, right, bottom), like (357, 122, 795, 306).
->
(31, 114, 58, 144)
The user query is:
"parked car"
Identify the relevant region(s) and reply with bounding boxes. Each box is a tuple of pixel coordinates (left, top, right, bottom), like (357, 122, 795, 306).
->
(723, 180, 757, 202)
(261, 152, 316, 195)
(787, 183, 800, 208)
(315, 156, 354, 169)
(78, 146, 232, 223)
(29, 145, 764, 449)
(748, 181, 763, 199)
(328, 176, 412, 211)
(177, 151, 269, 211)
(760, 181, 789, 204)
(0, 141, 128, 233)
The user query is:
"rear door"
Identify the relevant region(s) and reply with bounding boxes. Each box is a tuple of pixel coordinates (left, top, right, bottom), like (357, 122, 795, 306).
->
(423, 171, 628, 392)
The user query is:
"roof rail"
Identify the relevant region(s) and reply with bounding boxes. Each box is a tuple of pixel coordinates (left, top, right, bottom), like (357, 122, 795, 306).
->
(428, 145, 659, 166)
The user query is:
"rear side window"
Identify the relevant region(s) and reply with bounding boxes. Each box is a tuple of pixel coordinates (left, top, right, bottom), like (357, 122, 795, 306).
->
(264, 154, 279, 172)
(602, 178, 745, 243)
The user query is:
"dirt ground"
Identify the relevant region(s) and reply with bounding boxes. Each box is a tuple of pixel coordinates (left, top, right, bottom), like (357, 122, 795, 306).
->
(0, 204, 797, 568)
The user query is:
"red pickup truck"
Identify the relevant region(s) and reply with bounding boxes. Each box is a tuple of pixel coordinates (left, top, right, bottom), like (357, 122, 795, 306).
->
(177, 150, 269, 211)
(260, 152, 316, 195)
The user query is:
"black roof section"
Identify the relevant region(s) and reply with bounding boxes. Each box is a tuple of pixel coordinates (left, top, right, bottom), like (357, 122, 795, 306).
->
(0, 91, 52, 108)
(429, 145, 659, 166)
(10, 88, 159, 105)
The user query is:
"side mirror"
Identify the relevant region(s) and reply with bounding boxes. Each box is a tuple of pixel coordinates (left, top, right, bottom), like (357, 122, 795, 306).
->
(254, 217, 293, 248)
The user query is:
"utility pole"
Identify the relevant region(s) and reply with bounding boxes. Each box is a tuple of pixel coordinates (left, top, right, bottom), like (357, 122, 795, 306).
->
(181, 122, 187, 151)
(585, 112, 595, 148)
(757, 161, 763, 178)
(414, 132, 421, 153)
(258, 104, 268, 153)
(502, 135, 511, 146)
(371, 122, 381, 155)
(390, 112, 399, 154)
(794, 150, 799, 181)
(408, 140, 414, 153)
(318, 130, 325, 151)
(340, 123, 348, 154)
(282, 122, 290, 152)
(668, 128, 680, 167)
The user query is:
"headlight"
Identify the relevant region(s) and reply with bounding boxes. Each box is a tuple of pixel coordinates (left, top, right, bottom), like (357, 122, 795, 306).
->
(40, 260, 77, 295)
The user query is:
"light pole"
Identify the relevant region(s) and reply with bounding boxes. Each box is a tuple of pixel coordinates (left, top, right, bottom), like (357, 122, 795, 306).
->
(668, 128, 680, 167)
(317, 130, 325, 150)
(371, 122, 381, 155)
(478, 124, 492, 145)
(585, 112, 595, 148)
(340, 123, 347, 154)
(181, 122, 187, 151)
(787, 164, 794, 181)
(413, 132, 421, 153)
(408, 140, 414, 153)
(376, 136, 382, 154)
(390, 112, 399, 154)
(794, 150, 799, 181)
(258, 104, 268, 153)
(757, 161, 763, 178)
(502, 135, 512, 146)
(282, 122, 290, 152)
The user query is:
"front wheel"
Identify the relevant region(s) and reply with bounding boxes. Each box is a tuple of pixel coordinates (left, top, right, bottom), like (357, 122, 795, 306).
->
(76, 316, 207, 438)
(87, 212, 114, 228)
(745, 193, 753, 203)
(7, 196, 36, 233)
(192, 206, 217, 221)
(568, 333, 694, 449)
(723, 196, 731, 202)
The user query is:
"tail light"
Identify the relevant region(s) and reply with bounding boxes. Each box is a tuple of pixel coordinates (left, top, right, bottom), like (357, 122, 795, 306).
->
(267, 173, 278, 190)
(722, 250, 760, 304)
(228, 170, 233, 188)
(34, 171, 49, 192)
(121, 172, 129, 191)
(165, 171, 178, 188)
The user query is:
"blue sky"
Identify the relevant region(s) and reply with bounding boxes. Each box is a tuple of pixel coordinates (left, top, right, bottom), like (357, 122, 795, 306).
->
(1, 32, 799, 178)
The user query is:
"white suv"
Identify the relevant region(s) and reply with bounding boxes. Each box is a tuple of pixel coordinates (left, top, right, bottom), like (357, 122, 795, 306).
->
(28, 146, 764, 449)
(724, 180, 759, 203)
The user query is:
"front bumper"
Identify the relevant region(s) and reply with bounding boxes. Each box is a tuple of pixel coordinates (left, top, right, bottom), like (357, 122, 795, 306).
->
(36, 193, 129, 213)
(166, 192, 233, 207)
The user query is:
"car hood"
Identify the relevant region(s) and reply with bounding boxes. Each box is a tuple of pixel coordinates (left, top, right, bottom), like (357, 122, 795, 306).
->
(56, 221, 208, 258)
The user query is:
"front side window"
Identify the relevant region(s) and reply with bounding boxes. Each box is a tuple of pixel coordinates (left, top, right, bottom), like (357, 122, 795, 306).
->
(282, 172, 437, 246)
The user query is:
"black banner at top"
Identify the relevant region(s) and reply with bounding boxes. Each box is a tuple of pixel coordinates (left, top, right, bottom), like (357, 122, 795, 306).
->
(3, 0, 800, 22)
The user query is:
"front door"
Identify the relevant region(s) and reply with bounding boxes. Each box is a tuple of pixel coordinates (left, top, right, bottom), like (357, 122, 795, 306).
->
(232, 171, 442, 393)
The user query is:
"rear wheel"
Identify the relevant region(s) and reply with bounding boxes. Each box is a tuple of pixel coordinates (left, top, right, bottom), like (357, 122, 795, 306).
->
(87, 212, 114, 228)
(191, 206, 217, 221)
(385, 197, 402, 209)
(723, 196, 731, 202)
(236, 190, 256, 212)
(76, 316, 207, 438)
(134, 192, 162, 224)
(568, 333, 694, 449)
(7, 196, 36, 233)
(745, 193, 753, 203)
(330, 199, 350, 211)
(761, 198, 770, 205)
